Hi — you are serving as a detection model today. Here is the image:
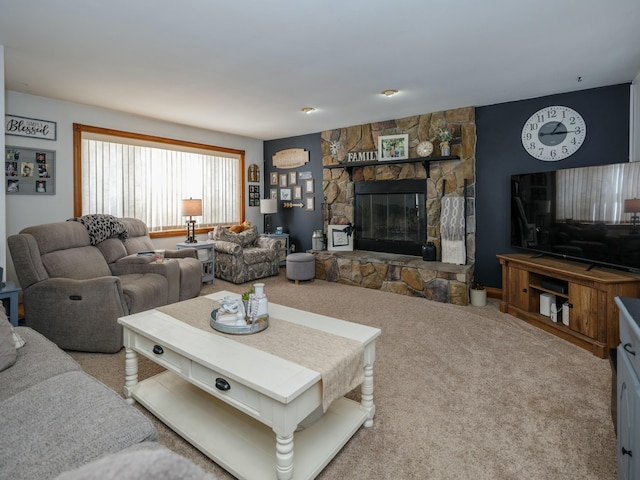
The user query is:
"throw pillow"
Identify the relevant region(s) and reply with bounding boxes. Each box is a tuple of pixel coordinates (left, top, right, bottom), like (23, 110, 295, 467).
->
(212, 224, 258, 248)
(238, 225, 258, 248)
(0, 315, 17, 372)
(213, 225, 242, 245)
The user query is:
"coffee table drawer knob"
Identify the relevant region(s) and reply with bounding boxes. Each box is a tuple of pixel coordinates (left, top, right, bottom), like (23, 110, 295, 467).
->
(215, 378, 231, 391)
(153, 345, 164, 355)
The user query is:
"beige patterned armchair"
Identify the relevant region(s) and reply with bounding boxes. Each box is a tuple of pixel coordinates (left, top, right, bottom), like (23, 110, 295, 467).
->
(211, 225, 281, 284)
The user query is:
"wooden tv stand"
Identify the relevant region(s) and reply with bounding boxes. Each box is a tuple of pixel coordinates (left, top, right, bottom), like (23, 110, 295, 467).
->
(497, 254, 640, 358)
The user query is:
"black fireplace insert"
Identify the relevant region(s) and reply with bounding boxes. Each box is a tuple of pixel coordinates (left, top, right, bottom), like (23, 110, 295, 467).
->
(355, 179, 427, 256)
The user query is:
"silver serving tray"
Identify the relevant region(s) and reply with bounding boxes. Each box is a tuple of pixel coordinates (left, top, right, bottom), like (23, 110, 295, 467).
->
(210, 308, 269, 335)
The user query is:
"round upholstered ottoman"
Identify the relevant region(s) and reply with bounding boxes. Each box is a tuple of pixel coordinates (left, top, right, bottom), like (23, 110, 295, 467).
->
(286, 253, 315, 285)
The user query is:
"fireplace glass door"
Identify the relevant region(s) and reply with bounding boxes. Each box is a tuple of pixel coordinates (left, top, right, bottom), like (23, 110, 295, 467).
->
(355, 180, 426, 256)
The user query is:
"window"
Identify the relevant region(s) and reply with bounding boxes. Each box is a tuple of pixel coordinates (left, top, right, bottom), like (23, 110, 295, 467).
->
(73, 124, 245, 236)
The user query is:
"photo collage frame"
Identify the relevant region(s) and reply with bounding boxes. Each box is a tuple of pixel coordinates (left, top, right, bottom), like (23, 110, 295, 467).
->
(5, 145, 56, 195)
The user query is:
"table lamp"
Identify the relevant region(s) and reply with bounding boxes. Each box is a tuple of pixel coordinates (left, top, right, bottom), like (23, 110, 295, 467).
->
(624, 198, 640, 234)
(260, 199, 277, 234)
(182, 197, 202, 243)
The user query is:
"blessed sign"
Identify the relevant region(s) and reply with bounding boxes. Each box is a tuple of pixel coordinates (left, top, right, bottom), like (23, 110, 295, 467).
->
(5, 115, 57, 141)
(272, 148, 309, 169)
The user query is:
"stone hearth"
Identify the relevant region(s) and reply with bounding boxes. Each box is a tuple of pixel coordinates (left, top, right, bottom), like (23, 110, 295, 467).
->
(311, 250, 473, 306)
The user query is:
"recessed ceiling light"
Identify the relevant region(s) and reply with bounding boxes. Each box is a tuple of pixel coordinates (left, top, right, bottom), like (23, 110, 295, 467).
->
(381, 89, 398, 97)
(301, 107, 316, 114)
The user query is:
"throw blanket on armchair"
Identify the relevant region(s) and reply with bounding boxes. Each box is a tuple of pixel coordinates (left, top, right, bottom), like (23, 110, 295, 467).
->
(69, 214, 129, 246)
(440, 196, 466, 265)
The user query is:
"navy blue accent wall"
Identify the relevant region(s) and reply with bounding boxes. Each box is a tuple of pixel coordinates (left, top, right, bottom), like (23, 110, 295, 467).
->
(263, 133, 323, 253)
(475, 84, 630, 287)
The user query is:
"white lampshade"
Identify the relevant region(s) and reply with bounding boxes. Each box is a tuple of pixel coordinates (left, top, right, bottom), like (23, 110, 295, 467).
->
(182, 198, 202, 217)
(260, 199, 278, 214)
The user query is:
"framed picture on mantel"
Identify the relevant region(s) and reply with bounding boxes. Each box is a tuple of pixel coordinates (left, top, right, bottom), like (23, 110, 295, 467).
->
(378, 134, 408, 161)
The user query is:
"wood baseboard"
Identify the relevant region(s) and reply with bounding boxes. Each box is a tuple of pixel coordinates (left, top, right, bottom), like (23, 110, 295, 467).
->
(486, 287, 501, 300)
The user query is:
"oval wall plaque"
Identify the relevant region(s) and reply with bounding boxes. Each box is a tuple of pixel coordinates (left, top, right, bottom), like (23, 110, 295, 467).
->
(272, 148, 309, 169)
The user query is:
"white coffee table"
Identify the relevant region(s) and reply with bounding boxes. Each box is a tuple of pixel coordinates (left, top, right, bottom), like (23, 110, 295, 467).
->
(118, 291, 381, 480)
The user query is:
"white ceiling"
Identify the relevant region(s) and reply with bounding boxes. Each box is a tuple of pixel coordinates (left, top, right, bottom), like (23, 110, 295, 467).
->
(1, 1, 639, 141)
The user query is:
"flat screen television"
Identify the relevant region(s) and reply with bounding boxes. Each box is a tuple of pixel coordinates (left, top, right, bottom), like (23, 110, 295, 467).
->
(511, 161, 640, 272)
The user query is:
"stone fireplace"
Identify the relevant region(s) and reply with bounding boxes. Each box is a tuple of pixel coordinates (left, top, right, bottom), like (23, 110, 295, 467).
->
(313, 107, 477, 306)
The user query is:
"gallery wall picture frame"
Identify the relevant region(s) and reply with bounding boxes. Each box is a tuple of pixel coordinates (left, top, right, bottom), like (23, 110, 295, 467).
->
(378, 134, 409, 161)
(306, 196, 315, 211)
(5, 145, 56, 195)
(305, 179, 314, 193)
(270, 188, 278, 200)
(289, 172, 297, 185)
(5, 115, 57, 141)
(279, 174, 288, 187)
(280, 188, 292, 201)
(293, 185, 302, 199)
(270, 172, 278, 185)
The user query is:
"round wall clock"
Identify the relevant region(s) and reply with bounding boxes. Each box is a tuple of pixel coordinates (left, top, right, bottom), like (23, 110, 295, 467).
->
(416, 140, 434, 157)
(521, 106, 586, 161)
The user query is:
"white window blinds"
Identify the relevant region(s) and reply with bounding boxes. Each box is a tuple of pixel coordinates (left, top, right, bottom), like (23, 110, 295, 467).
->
(81, 136, 242, 232)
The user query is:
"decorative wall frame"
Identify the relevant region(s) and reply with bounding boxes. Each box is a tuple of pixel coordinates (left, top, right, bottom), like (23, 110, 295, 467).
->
(5, 145, 56, 195)
(378, 134, 409, 161)
(306, 197, 315, 211)
(5, 115, 57, 141)
(279, 174, 288, 187)
(248, 184, 260, 206)
(270, 188, 278, 200)
(305, 179, 314, 193)
(293, 185, 302, 199)
(289, 172, 297, 185)
(248, 164, 260, 183)
(280, 188, 292, 200)
(270, 172, 278, 185)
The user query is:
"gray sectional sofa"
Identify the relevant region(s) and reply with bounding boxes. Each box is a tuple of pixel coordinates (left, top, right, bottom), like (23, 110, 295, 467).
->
(8, 215, 202, 353)
(0, 308, 216, 479)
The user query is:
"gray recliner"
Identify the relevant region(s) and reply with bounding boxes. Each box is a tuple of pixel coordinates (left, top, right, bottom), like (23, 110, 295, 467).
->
(7, 218, 201, 353)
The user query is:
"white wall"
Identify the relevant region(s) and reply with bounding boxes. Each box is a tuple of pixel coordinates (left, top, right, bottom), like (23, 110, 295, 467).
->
(4, 90, 264, 282)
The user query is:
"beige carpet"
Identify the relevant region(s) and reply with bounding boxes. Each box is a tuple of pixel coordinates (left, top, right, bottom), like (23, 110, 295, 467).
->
(69, 271, 617, 479)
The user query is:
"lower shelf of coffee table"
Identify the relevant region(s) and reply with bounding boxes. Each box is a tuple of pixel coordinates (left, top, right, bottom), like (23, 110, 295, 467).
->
(131, 371, 369, 480)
